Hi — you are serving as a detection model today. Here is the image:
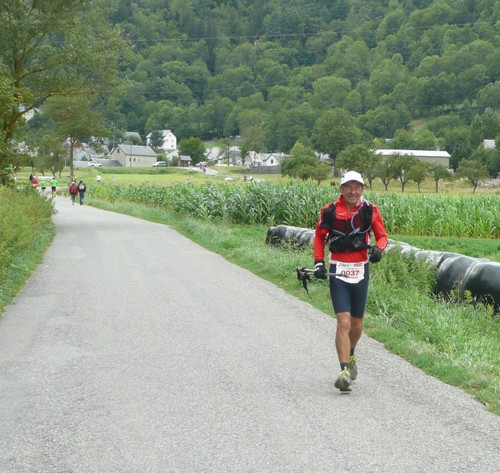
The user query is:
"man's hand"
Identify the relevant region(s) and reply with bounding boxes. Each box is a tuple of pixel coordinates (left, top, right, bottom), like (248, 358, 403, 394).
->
(369, 246, 383, 263)
(314, 260, 328, 279)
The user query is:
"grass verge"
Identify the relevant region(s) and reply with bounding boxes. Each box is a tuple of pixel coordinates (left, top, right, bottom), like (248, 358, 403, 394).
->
(88, 198, 499, 415)
(0, 188, 56, 314)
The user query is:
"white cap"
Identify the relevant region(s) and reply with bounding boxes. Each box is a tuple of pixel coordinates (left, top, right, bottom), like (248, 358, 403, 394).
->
(340, 171, 364, 186)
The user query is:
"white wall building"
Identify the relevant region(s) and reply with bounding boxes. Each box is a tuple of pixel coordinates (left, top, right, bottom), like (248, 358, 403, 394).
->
(374, 149, 450, 167)
(146, 130, 178, 160)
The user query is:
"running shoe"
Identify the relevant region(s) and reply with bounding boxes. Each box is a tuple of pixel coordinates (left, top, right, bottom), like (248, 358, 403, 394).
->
(348, 355, 358, 381)
(334, 368, 352, 392)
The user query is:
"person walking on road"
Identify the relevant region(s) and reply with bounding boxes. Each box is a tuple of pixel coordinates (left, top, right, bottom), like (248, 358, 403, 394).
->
(40, 178, 47, 196)
(68, 179, 78, 205)
(313, 171, 388, 392)
(50, 177, 58, 198)
(77, 180, 87, 205)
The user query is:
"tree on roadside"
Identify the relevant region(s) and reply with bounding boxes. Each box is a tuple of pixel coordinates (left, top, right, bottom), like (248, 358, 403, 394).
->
(0, 0, 124, 172)
(33, 136, 66, 178)
(43, 94, 110, 179)
(428, 163, 451, 193)
(456, 159, 489, 193)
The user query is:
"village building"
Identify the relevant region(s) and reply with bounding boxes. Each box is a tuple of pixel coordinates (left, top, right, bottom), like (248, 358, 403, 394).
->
(374, 149, 451, 168)
(179, 155, 192, 167)
(146, 129, 178, 161)
(108, 144, 157, 167)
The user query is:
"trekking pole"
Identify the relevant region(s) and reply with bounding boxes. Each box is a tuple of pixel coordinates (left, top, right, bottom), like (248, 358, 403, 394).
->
(296, 267, 357, 295)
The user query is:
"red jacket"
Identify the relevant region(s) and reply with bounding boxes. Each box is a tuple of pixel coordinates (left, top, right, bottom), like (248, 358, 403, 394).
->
(314, 196, 388, 264)
(69, 183, 78, 195)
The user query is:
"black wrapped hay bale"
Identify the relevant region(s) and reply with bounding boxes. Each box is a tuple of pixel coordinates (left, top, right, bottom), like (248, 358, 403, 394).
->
(266, 226, 500, 310)
(266, 225, 315, 248)
(436, 255, 487, 296)
(461, 261, 500, 310)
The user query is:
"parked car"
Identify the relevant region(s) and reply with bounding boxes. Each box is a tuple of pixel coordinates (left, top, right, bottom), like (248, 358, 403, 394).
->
(152, 161, 167, 167)
(89, 162, 103, 167)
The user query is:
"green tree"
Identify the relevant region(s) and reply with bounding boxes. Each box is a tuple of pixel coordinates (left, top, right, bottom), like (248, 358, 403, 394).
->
(471, 146, 499, 177)
(455, 159, 489, 193)
(149, 130, 164, 151)
(34, 135, 66, 178)
(406, 160, 429, 193)
(389, 153, 419, 192)
(470, 108, 500, 148)
(0, 0, 124, 170)
(375, 156, 393, 191)
(358, 104, 411, 138)
(336, 144, 378, 189)
(281, 142, 318, 179)
(312, 163, 333, 185)
(311, 108, 360, 176)
(444, 126, 473, 170)
(428, 163, 451, 193)
(178, 137, 206, 165)
(44, 94, 110, 179)
(311, 76, 352, 110)
(240, 127, 266, 165)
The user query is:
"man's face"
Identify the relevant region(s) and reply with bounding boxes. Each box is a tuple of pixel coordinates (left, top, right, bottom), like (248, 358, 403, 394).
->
(340, 180, 364, 207)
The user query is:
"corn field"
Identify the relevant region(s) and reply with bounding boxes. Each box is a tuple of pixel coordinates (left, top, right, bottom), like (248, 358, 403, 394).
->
(90, 181, 500, 238)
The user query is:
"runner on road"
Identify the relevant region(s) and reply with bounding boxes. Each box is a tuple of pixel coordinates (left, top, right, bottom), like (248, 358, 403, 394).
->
(313, 171, 388, 392)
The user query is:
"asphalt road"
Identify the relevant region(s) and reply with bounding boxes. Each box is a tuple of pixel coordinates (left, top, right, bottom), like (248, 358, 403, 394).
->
(0, 195, 498, 473)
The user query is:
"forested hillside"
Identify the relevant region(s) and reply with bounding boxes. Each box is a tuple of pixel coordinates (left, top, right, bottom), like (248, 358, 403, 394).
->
(104, 0, 500, 170)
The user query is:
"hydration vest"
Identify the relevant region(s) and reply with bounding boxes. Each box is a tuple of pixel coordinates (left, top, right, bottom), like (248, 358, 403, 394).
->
(319, 201, 373, 253)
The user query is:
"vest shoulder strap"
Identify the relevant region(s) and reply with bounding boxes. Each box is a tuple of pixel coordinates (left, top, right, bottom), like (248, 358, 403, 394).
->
(319, 203, 336, 228)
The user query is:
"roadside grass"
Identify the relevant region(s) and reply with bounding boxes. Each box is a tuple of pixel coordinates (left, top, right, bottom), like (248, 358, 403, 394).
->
(0, 188, 55, 314)
(87, 198, 499, 415)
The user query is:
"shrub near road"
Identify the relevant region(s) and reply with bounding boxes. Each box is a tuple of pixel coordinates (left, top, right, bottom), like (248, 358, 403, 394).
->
(0, 187, 55, 312)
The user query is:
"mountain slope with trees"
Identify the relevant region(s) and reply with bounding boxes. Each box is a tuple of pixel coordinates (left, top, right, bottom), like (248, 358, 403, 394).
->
(103, 0, 499, 174)
(1, 0, 499, 178)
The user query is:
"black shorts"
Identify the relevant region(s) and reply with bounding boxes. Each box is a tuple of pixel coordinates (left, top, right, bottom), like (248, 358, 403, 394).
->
(329, 262, 370, 318)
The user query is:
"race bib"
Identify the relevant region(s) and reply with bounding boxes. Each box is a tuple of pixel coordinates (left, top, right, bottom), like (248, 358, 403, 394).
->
(333, 261, 365, 284)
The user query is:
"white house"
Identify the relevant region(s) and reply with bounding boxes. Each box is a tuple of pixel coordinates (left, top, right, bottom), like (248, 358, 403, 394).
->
(249, 152, 285, 166)
(108, 144, 157, 167)
(483, 139, 496, 149)
(374, 149, 450, 167)
(146, 130, 178, 160)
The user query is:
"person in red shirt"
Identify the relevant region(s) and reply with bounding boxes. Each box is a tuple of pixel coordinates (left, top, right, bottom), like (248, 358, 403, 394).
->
(313, 171, 388, 392)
